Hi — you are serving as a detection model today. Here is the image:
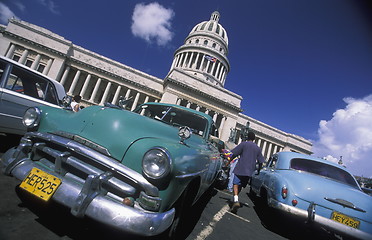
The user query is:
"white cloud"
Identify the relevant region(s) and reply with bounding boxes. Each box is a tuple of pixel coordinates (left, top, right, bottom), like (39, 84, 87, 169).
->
(0, 3, 17, 24)
(13, 1, 26, 12)
(131, 2, 174, 46)
(312, 94, 372, 178)
(36, 0, 59, 14)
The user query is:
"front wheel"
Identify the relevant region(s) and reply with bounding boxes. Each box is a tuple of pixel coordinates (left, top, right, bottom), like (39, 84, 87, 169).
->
(163, 185, 193, 240)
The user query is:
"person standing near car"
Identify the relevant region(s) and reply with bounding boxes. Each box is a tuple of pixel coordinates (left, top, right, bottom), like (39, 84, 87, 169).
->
(71, 95, 81, 112)
(227, 131, 265, 213)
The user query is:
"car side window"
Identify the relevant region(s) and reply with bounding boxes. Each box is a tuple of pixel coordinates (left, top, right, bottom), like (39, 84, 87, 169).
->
(5, 64, 59, 105)
(0, 59, 7, 85)
(268, 156, 277, 168)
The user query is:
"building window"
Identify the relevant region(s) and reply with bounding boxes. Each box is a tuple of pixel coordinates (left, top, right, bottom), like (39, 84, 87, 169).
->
(208, 22, 213, 31)
(196, 39, 199, 44)
(204, 40, 208, 45)
(12, 55, 20, 62)
(200, 22, 206, 30)
(37, 64, 45, 73)
(25, 59, 33, 67)
(212, 43, 216, 48)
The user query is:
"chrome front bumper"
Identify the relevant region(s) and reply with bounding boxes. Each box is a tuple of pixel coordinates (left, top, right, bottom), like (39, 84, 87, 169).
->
(1, 132, 175, 236)
(269, 198, 372, 240)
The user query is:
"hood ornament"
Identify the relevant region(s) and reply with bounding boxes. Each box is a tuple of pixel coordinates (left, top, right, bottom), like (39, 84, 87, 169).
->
(178, 126, 191, 144)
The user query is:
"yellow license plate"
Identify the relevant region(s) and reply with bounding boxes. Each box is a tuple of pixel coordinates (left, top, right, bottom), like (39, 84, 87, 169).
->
(331, 211, 360, 229)
(19, 167, 61, 201)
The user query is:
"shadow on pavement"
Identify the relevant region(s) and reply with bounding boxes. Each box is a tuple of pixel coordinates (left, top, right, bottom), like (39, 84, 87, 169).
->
(12, 182, 218, 240)
(247, 191, 352, 240)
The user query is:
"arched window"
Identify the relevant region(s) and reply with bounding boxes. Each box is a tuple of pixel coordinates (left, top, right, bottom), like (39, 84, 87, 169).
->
(201, 22, 206, 30)
(204, 40, 208, 45)
(216, 25, 220, 34)
(212, 43, 216, 48)
(196, 39, 199, 44)
(208, 22, 213, 31)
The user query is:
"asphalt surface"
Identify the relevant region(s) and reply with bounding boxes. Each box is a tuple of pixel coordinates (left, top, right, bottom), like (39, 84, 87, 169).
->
(0, 134, 334, 240)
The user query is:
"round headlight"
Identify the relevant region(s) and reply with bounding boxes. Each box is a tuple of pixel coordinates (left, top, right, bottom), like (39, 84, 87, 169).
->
(22, 107, 41, 128)
(142, 148, 171, 179)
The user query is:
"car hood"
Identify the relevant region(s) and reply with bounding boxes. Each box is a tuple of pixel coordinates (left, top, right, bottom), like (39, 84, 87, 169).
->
(39, 106, 202, 162)
(281, 170, 372, 218)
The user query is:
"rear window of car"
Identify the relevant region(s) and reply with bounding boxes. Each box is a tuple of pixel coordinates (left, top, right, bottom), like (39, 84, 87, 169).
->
(2, 63, 59, 105)
(290, 158, 359, 188)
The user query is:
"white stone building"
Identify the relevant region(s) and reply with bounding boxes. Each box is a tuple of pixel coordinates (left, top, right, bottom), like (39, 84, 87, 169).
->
(0, 12, 312, 158)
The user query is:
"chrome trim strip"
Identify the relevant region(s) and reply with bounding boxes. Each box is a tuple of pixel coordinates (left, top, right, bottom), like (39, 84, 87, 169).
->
(27, 131, 159, 196)
(175, 168, 207, 179)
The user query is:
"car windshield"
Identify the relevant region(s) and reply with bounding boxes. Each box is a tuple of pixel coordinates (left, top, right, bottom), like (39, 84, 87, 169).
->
(135, 104, 208, 137)
(290, 158, 359, 188)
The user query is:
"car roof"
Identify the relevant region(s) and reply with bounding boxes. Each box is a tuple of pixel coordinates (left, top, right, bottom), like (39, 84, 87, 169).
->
(0, 55, 66, 100)
(275, 151, 352, 172)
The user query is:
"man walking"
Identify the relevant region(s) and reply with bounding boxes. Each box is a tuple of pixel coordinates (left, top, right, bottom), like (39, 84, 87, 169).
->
(227, 131, 265, 213)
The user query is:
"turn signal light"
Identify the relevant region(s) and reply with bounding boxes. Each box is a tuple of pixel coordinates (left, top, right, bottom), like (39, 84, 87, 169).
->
(281, 187, 288, 199)
(123, 197, 134, 207)
(292, 199, 298, 206)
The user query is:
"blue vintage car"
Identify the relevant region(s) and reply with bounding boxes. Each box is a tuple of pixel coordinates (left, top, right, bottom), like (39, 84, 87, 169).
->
(250, 151, 372, 240)
(1, 102, 226, 238)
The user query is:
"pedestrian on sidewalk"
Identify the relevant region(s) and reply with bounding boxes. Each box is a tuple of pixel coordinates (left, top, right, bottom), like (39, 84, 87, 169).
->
(227, 131, 264, 213)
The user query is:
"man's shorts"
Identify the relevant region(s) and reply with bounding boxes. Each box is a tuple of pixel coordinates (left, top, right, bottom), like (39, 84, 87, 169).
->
(233, 175, 251, 188)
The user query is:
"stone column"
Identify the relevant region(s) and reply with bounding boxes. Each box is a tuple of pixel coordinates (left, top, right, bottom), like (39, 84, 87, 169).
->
(175, 54, 181, 67)
(213, 113, 218, 122)
(19, 49, 29, 64)
(112, 85, 121, 104)
(262, 141, 267, 158)
(59, 66, 70, 85)
(31, 54, 41, 70)
(196, 105, 201, 111)
(131, 92, 140, 111)
(257, 138, 262, 148)
(170, 56, 177, 69)
(124, 89, 131, 99)
(68, 70, 81, 95)
(100, 82, 112, 105)
(176, 98, 181, 105)
(186, 101, 191, 108)
(201, 54, 207, 71)
(187, 52, 194, 68)
(218, 116, 226, 135)
(144, 96, 149, 104)
(192, 53, 200, 69)
(79, 74, 92, 99)
(89, 78, 101, 102)
(179, 53, 185, 68)
(42, 59, 53, 75)
(267, 143, 273, 158)
(212, 61, 221, 79)
(5, 44, 15, 58)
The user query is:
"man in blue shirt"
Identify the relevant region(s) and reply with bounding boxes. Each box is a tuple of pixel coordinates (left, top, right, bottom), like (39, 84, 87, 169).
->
(228, 131, 265, 213)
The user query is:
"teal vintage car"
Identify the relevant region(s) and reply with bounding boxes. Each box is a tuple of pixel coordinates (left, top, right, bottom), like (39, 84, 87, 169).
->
(1, 101, 226, 238)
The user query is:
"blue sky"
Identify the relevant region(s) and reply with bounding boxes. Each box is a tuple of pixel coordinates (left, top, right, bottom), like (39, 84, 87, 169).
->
(1, 0, 371, 177)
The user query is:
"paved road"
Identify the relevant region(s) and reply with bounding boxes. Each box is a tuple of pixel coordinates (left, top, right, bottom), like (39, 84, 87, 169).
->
(0, 135, 331, 240)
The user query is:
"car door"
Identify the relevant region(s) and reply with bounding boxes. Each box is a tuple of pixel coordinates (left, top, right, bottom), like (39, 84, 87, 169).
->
(0, 59, 60, 135)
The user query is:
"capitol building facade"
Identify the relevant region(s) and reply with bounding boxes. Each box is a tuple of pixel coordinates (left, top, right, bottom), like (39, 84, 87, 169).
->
(0, 12, 312, 158)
